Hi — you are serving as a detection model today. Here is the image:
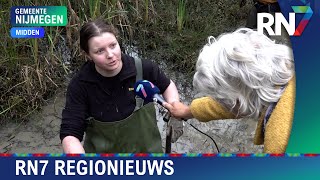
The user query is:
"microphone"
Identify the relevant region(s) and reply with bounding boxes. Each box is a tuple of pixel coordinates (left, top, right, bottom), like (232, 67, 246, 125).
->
(134, 80, 187, 121)
(134, 80, 166, 105)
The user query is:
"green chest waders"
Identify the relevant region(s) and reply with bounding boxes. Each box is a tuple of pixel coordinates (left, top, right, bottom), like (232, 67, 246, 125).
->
(83, 58, 163, 153)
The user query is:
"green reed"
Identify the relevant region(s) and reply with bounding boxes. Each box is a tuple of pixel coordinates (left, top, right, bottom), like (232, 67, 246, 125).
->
(177, 0, 187, 32)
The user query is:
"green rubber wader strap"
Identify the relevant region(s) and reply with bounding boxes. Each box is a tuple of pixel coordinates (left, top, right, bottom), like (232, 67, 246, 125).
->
(134, 57, 142, 82)
(134, 57, 144, 111)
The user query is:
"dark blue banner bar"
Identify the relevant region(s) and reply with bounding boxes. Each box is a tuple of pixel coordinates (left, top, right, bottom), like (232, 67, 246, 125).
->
(0, 154, 320, 180)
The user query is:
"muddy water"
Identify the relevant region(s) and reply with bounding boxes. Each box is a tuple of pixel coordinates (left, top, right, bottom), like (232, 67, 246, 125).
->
(0, 92, 64, 153)
(0, 51, 263, 154)
(1, 45, 292, 152)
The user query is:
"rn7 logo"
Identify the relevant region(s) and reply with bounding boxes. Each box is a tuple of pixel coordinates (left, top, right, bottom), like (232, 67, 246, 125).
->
(257, 6, 313, 36)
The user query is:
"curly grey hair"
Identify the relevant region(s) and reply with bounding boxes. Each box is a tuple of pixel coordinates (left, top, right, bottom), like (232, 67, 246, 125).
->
(193, 28, 294, 119)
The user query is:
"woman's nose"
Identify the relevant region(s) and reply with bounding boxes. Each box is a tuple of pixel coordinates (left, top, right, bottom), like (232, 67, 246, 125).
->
(106, 49, 113, 58)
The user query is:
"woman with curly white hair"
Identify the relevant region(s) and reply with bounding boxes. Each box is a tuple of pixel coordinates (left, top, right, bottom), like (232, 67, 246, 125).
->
(164, 28, 295, 153)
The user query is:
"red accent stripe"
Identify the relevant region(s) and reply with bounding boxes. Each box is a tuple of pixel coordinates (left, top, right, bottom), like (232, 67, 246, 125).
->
(0, 153, 12, 157)
(32, 154, 46, 157)
(169, 154, 183, 157)
(134, 153, 148, 157)
(202, 154, 217, 157)
(66, 154, 81, 157)
(100, 154, 115, 157)
(236, 154, 251, 157)
(304, 154, 319, 157)
(270, 153, 285, 157)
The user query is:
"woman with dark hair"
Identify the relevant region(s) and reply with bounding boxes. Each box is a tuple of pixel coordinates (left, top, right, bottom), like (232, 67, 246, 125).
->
(60, 19, 180, 153)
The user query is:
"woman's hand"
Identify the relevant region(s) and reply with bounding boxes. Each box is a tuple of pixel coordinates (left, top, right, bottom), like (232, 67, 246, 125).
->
(62, 136, 85, 153)
(163, 101, 193, 120)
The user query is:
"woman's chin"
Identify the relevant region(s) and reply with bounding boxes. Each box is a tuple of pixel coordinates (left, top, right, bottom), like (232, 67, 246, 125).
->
(104, 63, 121, 72)
(107, 64, 119, 71)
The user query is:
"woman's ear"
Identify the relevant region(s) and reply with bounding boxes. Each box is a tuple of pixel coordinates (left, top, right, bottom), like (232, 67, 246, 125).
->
(83, 52, 92, 61)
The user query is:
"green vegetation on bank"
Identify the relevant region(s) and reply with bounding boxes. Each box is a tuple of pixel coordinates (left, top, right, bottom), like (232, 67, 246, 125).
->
(0, 0, 251, 123)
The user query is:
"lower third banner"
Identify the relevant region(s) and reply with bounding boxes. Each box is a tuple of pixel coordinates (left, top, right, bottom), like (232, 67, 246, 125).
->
(0, 154, 319, 180)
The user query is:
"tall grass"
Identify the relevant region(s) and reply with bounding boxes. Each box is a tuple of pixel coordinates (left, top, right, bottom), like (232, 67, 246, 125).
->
(144, 0, 149, 21)
(0, 0, 156, 124)
(1, 0, 251, 124)
(89, 0, 101, 19)
(177, 0, 187, 32)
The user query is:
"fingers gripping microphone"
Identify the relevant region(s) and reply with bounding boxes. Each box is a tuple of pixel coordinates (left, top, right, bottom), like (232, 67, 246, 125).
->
(134, 80, 166, 105)
(134, 80, 187, 122)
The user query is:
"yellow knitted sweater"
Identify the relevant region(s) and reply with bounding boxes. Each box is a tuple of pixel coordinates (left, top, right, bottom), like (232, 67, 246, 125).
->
(190, 78, 295, 153)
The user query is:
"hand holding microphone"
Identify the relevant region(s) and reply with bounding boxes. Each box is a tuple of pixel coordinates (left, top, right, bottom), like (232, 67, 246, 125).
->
(134, 80, 192, 120)
(134, 80, 219, 152)
(134, 80, 185, 145)
(163, 101, 194, 120)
